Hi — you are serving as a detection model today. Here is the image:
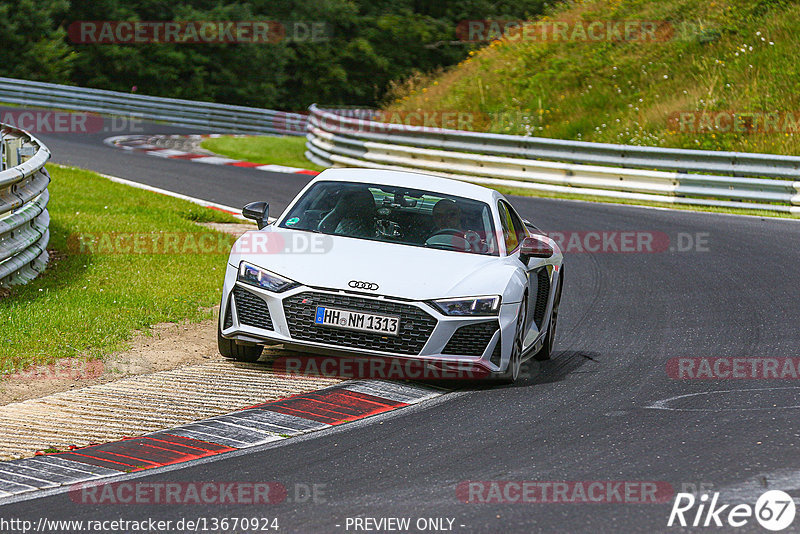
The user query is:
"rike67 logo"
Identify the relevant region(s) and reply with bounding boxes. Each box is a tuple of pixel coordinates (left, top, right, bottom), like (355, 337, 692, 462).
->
(668, 491, 796, 531)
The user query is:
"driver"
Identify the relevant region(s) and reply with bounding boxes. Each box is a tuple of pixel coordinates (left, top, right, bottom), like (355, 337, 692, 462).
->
(428, 198, 489, 253)
(431, 199, 463, 232)
(426, 199, 472, 252)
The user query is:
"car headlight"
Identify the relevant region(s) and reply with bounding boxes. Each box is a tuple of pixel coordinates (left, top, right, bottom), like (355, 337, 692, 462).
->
(432, 296, 501, 316)
(237, 261, 299, 293)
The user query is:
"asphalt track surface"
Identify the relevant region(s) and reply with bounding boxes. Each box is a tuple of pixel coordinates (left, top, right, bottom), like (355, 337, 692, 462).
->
(2, 107, 309, 212)
(4, 112, 800, 533)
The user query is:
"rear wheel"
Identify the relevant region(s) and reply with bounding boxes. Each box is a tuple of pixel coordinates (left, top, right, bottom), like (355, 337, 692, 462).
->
(534, 268, 563, 362)
(218, 324, 263, 363)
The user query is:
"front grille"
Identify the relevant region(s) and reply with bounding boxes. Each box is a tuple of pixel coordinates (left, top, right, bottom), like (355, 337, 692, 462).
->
(283, 292, 437, 355)
(442, 321, 499, 356)
(533, 267, 551, 328)
(233, 286, 274, 330)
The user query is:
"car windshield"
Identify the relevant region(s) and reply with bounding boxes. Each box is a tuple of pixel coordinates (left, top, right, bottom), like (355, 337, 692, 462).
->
(278, 180, 499, 256)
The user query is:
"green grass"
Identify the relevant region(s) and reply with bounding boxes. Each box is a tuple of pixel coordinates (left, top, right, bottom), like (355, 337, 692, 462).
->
(201, 136, 326, 172)
(0, 165, 239, 373)
(387, 0, 800, 156)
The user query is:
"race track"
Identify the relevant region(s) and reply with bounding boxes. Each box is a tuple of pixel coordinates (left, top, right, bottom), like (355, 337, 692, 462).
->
(3, 112, 800, 533)
(9, 108, 310, 212)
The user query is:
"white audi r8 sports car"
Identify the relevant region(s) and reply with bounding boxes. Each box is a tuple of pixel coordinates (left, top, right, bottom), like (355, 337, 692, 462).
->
(218, 168, 563, 383)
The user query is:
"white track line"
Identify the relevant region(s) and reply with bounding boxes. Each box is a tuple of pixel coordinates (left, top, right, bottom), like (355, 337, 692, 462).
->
(98, 172, 246, 218)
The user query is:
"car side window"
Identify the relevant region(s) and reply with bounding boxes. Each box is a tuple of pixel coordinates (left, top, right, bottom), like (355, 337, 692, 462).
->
(507, 203, 528, 243)
(498, 201, 527, 254)
(498, 201, 517, 253)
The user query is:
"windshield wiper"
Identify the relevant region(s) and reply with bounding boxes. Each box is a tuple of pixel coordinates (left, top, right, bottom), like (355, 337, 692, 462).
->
(281, 226, 321, 234)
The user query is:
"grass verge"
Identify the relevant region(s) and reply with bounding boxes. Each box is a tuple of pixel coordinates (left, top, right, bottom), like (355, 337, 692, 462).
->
(201, 135, 326, 172)
(0, 164, 239, 371)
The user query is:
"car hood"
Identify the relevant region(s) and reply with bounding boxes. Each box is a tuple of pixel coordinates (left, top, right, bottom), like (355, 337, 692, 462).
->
(229, 228, 515, 301)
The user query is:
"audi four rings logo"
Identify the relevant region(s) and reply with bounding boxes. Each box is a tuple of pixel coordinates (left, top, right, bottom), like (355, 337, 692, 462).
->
(349, 280, 379, 291)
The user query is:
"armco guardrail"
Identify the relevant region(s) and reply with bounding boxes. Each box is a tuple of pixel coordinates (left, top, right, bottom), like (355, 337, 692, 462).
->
(0, 124, 51, 287)
(0, 77, 307, 136)
(306, 105, 800, 214)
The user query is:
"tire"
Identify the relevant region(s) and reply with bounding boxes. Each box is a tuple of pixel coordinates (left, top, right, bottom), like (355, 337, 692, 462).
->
(217, 324, 263, 363)
(534, 268, 563, 362)
(495, 297, 527, 384)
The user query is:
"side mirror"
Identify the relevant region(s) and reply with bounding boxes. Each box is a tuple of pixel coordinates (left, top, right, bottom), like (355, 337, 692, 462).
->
(242, 201, 269, 229)
(520, 235, 553, 262)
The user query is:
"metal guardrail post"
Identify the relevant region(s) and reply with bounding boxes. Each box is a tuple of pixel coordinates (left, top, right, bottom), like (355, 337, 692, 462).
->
(4, 137, 21, 168)
(0, 125, 51, 287)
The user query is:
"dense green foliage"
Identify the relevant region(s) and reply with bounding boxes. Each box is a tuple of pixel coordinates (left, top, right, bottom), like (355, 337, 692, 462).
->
(1, 0, 545, 110)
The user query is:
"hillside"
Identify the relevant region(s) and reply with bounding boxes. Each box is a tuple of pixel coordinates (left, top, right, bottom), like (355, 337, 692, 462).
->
(385, 0, 800, 156)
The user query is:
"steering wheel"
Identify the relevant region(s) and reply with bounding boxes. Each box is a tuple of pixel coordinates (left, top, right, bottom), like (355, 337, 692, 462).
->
(426, 228, 470, 251)
(429, 228, 464, 238)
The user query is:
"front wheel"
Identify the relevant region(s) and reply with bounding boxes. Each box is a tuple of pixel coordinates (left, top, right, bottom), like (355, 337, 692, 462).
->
(534, 268, 563, 362)
(218, 324, 263, 363)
